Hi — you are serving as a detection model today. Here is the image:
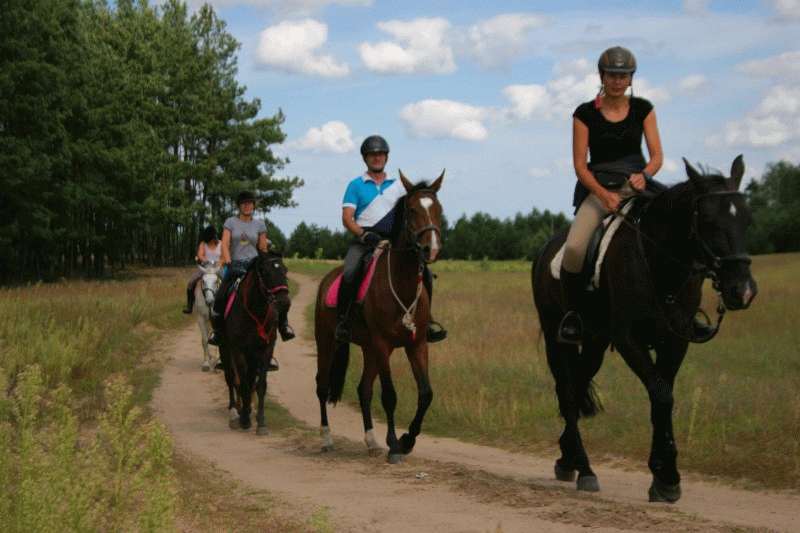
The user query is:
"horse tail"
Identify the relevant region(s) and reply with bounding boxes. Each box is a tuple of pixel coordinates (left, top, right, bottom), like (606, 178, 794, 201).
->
(579, 380, 603, 418)
(327, 342, 350, 404)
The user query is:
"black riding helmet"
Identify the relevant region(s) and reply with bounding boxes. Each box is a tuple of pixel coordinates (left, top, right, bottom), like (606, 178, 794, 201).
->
(236, 190, 256, 206)
(598, 46, 637, 75)
(360, 135, 390, 156)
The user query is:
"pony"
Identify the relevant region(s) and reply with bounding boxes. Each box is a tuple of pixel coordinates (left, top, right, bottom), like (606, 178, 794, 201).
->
(532, 156, 757, 502)
(315, 171, 444, 463)
(219, 251, 289, 434)
(193, 261, 222, 372)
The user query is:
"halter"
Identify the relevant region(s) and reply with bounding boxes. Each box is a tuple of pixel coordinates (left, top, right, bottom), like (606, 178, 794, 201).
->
(240, 260, 281, 344)
(690, 191, 752, 273)
(401, 189, 443, 263)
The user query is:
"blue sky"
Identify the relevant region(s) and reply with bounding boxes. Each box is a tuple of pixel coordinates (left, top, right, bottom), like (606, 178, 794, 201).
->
(189, 0, 799, 235)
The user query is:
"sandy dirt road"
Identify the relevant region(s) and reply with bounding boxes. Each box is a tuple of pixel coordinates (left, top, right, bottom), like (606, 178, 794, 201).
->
(154, 272, 799, 532)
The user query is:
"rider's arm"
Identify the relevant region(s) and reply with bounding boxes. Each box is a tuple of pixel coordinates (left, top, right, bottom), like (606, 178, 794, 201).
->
(196, 242, 206, 263)
(641, 109, 663, 178)
(342, 207, 363, 237)
(257, 232, 268, 253)
(220, 228, 232, 264)
(573, 117, 607, 198)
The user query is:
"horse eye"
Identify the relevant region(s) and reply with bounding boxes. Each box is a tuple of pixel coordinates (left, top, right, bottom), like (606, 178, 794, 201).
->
(273, 263, 279, 268)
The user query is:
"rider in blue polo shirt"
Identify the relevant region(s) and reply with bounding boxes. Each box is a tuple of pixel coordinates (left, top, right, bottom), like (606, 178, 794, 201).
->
(335, 134, 447, 344)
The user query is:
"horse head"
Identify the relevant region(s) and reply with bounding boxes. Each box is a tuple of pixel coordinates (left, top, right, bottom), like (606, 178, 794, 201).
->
(256, 250, 289, 295)
(397, 169, 445, 263)
(197, 260, 221, 307)
(683, 155, 757, 310)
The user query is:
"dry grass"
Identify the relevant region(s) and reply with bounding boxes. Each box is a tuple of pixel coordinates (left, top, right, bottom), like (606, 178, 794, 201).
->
(292, 254, 800, 490)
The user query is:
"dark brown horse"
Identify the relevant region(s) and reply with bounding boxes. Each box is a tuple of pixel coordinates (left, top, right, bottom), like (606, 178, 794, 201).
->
(315, 171, 444, 463)
(219, 251, 289, 434)
(532, 156, 757, 502)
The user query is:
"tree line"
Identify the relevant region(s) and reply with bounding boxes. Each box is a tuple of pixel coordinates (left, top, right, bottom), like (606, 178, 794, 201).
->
(278, 161, 800, 261)
(0, 0, 301, 282)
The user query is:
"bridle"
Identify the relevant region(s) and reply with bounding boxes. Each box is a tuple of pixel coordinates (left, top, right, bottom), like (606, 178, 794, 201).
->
(623, 189, 751, 343)
(240, 257, 288, 344)
(401, 190, 443, 264)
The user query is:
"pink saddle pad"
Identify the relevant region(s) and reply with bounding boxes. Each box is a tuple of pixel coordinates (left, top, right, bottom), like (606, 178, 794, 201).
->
(324, 249, 383, 308)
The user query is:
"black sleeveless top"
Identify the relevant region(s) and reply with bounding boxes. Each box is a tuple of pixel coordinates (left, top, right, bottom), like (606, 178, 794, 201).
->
(572, 96, 653, 208)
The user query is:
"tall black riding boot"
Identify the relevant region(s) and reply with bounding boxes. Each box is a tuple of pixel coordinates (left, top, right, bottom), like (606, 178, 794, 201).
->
(558, 268, 585, 345)
(334, 277, 356, 344)
(208, 313, 225, 347)
(182, 287, 195, 314)
(422, 267, 447, 343)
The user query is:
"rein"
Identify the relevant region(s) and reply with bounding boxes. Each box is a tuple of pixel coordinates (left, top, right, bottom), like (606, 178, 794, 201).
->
(617, 190, 749, 343)
(240, 266, 278, 344)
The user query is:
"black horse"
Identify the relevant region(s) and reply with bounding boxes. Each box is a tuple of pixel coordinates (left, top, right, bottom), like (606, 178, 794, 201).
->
(219, 251, 289, 434)
(532, 156, 757, 502)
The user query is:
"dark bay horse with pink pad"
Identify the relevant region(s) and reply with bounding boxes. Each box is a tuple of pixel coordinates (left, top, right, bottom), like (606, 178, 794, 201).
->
(315, 171, 444, 463)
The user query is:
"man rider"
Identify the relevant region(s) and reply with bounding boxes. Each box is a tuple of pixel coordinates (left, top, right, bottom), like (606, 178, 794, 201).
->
(335, 135, 447, 344)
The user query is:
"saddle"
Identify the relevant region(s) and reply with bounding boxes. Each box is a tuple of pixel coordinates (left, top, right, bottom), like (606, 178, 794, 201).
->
(551, 199, 641, 290)
(324, 245, 387, 308)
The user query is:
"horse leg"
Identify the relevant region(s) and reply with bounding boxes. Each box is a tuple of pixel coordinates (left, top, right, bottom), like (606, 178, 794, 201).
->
(545, 330, 602, 491)
(255, 347, 271, 436)
(398, 343, 433, 455)
(357, 351, 381, 455)
(316, 336, 335, 452)
(646, 336, 688, 503)
(374, 348, 402, 463)
(238, 358, 253, 430)
(219, 346, 239, 429)
(615, 331, 682, 502)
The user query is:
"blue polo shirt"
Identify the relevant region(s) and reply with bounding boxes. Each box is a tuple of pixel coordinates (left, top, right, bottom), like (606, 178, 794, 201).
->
(342, 174, 405, 235)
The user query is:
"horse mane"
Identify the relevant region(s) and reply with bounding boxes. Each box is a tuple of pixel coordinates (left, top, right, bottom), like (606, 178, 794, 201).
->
(647, 170, 729, 218)
(389, 180, 435, 245)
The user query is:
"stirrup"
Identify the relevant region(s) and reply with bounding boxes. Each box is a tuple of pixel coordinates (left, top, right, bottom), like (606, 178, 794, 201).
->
(427, 321, 447, 343)
(182, 307, 193, 315)
(268, 356, 279, 372)
(208, 331, 221, 346)
(557, 311, 583, 345)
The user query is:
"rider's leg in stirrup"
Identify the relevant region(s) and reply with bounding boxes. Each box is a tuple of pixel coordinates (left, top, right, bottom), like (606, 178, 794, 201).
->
(423, 266, 447, 343)
(335, 243, 365, 343)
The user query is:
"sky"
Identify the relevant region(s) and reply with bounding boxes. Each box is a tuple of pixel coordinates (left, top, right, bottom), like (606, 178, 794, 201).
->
(188, 0, 799, 235)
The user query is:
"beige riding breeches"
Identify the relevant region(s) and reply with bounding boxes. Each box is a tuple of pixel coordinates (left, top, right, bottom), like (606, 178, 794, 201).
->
(562, 182, 636, 274)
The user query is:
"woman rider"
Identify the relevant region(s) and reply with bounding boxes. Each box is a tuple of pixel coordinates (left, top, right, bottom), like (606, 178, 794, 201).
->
(208, 191, 294, 370)
(182, 225, 222, 314)
(558, 46, 663, 344)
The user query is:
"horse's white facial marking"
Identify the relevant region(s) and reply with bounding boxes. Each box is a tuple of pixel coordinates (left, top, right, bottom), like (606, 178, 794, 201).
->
(419, 197, 433, 210)
(418, 197, 440, 252)
(729, 202, 737, 217)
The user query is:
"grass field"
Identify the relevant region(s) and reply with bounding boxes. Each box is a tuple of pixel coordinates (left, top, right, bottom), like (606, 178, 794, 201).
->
(290, 254, 800, 490)
(0, 267, 329, 532)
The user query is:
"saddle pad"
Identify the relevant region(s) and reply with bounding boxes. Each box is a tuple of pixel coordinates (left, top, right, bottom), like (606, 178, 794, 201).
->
(324, 245, 385, 308)
(550, 200, 634, 289)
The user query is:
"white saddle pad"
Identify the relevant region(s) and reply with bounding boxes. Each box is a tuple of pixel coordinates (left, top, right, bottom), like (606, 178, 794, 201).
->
(550, 200, 634, 289)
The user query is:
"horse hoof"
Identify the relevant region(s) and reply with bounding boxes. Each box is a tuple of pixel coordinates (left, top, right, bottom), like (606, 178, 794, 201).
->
(228, 418, 239, 430)
(387, 453, 405, 464)
(554, 463, 576, 482)
(256, 426, 269, 436)
(201, 364, 210, 372)
(399, 433, 416, 454)
(321, 444, 335, 453)
(368, 447, 383, 457)
(649, 479, 681, 503)
(576, 475, 600, 492)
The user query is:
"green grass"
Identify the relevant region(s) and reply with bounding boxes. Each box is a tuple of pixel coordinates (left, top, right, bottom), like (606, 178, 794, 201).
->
(293, 254, 800, 490)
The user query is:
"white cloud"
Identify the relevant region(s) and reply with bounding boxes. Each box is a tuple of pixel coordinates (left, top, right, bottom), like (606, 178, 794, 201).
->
(683, 0, 711, 14)
(399, 99, 488, 141)
(707, 85, 800, 148)
(738, 50, 800, 81)
(256, 19, 349, 77)
(502, 58, 668, 121)
(290, 121, 355, 153)
(189, 0, 372, 15)
(466, 13, 546, 68)
(359, 18, 455, 74)
(767, 0, 800, 20)
(678, 74, 709, 93)
(528, 167, 551, 178)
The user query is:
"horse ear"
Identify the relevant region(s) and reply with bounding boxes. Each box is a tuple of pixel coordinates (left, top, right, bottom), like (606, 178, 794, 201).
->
(683, 157, 704, 189)
(430, 169, 445, 192)
(729, 154, 745, 190)
(398, 169, 413, 192)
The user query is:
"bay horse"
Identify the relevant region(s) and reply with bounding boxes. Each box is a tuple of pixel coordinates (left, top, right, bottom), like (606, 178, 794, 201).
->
(218, 250, 289, 434)
(315, 171, 444, 463)
(194, 261, 221, 372)
(532, 156, 757, 502)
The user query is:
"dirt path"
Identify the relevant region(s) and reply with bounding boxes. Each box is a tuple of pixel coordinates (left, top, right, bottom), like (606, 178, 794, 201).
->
(154, 273, 799, 532)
